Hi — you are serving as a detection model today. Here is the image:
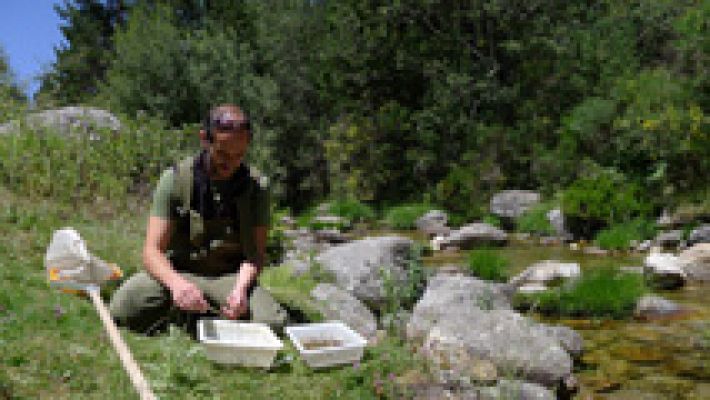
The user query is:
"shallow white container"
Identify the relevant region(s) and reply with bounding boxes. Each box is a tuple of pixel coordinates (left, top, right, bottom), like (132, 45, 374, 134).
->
(285, 321, 367, 368)
(198, 319, 283, 368)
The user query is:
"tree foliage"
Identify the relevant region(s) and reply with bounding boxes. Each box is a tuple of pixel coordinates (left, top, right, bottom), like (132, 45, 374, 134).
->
(0, 47, 27, 122)
(36, 0, 709, 217)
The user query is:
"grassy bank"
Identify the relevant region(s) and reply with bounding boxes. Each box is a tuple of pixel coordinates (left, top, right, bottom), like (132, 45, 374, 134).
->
(0, 187, 429, 399)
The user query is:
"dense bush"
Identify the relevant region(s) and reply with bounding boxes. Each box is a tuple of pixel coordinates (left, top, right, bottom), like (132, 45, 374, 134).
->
(517, 266, 647, 319)
(380, 244, 428, 335)
(481, 214, 502, 228)
(594, 219, 657, 250)
(327, 199, 376, 224)
(21, 1, 710, 217)
(561, 166, 652, 238)
(517, 203, 556, 236)
(466, 249, 510, 282)
(383, 204, 432, 230)
(0, 114, 197, 206)
(294, 200, 373, 231)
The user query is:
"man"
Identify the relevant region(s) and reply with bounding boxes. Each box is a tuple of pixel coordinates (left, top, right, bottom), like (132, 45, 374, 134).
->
(110, 104, 286, 334)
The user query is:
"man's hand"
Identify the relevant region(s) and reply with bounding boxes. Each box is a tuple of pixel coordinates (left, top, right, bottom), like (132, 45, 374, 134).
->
(221, 287, 248, 319)
(168, 278, 209, 312)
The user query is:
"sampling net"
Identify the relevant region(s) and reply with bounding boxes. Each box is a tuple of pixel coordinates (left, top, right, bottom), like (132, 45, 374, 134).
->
(45, 227, 123, 292)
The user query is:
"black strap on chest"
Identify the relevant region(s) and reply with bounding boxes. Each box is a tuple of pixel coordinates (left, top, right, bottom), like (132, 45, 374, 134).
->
(191, 150, 249, 220)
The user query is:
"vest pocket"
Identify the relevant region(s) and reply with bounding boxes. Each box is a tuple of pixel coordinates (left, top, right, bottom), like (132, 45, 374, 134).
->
(189, 210, 205, 245)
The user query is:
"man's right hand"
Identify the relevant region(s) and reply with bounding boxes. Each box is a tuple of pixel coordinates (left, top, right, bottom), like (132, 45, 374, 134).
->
(168, 278, 209, 312)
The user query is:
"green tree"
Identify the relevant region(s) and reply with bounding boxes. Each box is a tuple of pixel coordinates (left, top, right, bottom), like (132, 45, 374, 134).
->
(0, 47, 27, 123)
(37, 0, 127, 105)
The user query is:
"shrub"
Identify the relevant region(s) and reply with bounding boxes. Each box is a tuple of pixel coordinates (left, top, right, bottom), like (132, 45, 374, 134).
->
(327, 198, 375, 223)
(383, 203, 432, 229)
(266, 207, 292, 265)
(380, 244, 428, 335)
(594, 219, 656, 250)
(258, 263, 326, 323)
(295, 199, 373, 231)
(482, 214, 502, 228)
(562, 166, 652, 238)
(467, 248, 510, 282)
(517, 203, 555, 236)
(0, 113, 197, 207)
(519, 266, 646, 319)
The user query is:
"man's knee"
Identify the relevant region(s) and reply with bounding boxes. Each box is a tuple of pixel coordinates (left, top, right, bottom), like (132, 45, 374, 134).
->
(109, 271, 170, 333)
(249, 286, 287, 328)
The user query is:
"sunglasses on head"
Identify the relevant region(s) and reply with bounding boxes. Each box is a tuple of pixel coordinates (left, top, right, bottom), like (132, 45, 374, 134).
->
(212, 119, 250, 133)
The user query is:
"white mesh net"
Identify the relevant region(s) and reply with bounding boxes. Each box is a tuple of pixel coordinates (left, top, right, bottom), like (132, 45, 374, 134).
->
(45, 228, 122, 291)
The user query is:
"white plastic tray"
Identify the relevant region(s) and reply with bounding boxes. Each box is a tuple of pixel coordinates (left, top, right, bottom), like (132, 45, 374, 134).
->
(198, 319, 283, 367)
(285, 321, 367, 368)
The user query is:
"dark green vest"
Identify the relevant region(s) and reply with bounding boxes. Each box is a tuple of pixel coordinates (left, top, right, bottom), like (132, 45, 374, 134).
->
(168, 154, 269, 275)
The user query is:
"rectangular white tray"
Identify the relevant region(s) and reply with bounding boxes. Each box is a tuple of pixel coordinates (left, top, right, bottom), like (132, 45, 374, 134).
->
(198, 319, 283, 367)
(285, 321, 367, 368)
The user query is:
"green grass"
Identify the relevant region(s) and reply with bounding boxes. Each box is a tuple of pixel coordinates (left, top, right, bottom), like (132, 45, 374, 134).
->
(0, 187, 430, 399)
(481, 214, 502, 228)
(295, 199, 374, 231)
(380, 245, 429, 335)
(0, 114, 198, 207)
(466, 248, 510, 282)
(383, 203, 432, 230)
(593, 219, 656, 250)
(516, 203, 555, 236)
(516, 266, 647, 319)
(327, 198, 376, 223)
(295, 205, 350, 231)
(259, 263, 326, 323)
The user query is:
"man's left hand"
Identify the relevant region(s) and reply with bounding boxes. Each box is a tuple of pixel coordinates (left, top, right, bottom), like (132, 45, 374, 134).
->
(222, 287, 248, 319)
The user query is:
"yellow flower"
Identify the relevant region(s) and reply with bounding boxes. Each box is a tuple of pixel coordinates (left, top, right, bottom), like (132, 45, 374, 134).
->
(641, 119, 659, 131)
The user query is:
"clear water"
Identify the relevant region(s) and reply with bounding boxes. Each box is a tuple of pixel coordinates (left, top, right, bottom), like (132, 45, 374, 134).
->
(418, 239, 709, 400)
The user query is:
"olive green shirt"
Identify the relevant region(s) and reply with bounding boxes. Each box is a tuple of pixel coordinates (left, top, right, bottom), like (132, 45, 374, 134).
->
(150, 168, 269, 224)
(149, 163, 270, 275)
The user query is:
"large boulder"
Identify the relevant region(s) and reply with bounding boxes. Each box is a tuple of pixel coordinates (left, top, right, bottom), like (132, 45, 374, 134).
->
(478, 380, 556, 400)
(679, 243, 710, 282)
(313, 228, 351, 244)
(688, 224, 710, 246)
(407, 273, 513, 340)
(310, 283, 377, 341)
(315, 236, 416, 307)
(407, 274, 580, 391)
(539, 325, 584, 359)
(411, 380, 555, 400)
(416, 210, 451, 236)
(419, 309, 574, 389)
(490, 190, 541, 219)
(509, 261, 581, 290)
(438, 223, 508, 250)
(643, 251, 687, 289)
(0, 106, 121, 138)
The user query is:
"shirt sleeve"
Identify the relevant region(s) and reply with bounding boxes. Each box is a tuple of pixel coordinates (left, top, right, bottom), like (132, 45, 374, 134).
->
(150, 168, 176, 218)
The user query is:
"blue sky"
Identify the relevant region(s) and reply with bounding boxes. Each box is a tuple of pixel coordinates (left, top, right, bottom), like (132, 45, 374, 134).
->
(0, 1, 64, 99)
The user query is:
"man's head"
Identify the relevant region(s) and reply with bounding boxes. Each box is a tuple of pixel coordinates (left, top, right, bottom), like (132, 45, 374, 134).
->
(200, 104, 251, 180)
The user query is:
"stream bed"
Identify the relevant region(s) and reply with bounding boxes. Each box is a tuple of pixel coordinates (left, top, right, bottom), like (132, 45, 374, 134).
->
(420, 241, 710, 400)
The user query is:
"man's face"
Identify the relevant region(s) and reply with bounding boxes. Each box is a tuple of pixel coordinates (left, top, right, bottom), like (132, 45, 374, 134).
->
(208, 111, 250, 180)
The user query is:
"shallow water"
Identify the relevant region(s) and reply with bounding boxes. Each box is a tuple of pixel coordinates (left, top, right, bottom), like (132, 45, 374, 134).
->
(419, 240, 710, 400)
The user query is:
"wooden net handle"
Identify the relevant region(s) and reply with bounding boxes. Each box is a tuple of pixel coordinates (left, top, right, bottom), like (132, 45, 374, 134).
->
(88, 289, 157, 400)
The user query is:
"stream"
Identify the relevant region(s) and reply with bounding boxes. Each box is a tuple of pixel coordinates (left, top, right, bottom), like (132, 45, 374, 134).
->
(417, 239, 710, 400)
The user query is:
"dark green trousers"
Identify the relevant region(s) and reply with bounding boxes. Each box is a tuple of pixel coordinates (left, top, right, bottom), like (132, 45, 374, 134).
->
(109, 271, 287, 336)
